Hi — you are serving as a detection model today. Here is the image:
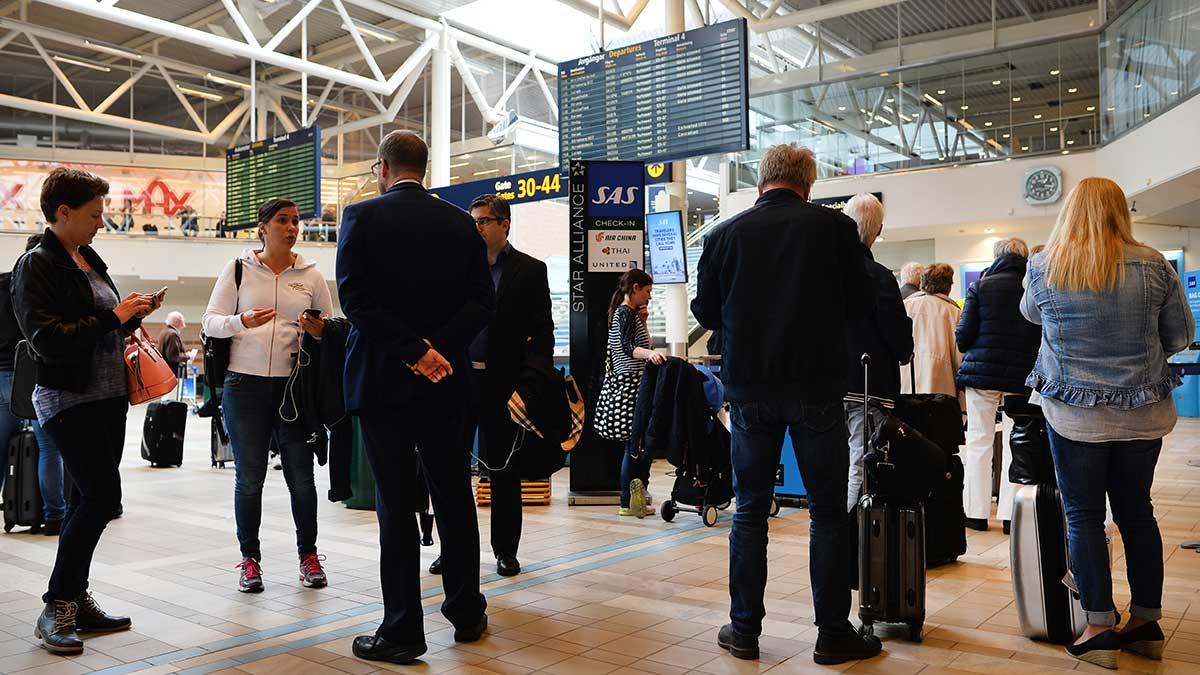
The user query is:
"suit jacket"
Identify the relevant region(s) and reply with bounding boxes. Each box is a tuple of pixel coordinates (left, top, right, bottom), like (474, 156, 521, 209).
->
(336, 181, 495, 412)
(482, 247, 554, 403)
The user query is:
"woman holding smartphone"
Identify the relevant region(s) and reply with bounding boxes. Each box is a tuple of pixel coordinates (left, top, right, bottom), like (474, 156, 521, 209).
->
(202, 198, 334, 594)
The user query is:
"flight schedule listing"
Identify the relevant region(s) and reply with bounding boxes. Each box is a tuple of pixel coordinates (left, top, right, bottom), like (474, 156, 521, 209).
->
(226, 126, 321, 230)
(558, 18, 748, 165)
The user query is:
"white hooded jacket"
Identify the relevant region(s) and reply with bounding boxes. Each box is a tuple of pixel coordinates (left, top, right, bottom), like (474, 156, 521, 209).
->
(202, 248, 334, 378)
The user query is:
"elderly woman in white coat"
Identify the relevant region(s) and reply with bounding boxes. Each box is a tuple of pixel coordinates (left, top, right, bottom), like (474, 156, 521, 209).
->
(901, 263, 963, 399)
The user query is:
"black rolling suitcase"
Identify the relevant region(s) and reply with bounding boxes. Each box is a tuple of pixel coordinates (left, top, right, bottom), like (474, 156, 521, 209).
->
(855, 354, 926, 642)
(142, 400, 186, 467)
(3, 429, 43, 532)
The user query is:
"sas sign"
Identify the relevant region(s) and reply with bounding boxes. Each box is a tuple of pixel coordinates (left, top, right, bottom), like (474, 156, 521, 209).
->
(584, 162, 645, 217)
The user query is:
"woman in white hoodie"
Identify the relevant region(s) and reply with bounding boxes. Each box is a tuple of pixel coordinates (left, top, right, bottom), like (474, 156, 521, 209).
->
(203, 199, 334, 594)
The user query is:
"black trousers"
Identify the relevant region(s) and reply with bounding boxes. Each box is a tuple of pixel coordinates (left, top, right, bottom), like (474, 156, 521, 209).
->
(42, 396, 127, 602)
(358, 384, 486, 644)
(465, 369, 523, 560)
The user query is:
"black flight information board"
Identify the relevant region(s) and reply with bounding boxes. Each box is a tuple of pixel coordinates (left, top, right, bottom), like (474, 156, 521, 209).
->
(558, 19, 748, 165)
(225, 126, 321, 231)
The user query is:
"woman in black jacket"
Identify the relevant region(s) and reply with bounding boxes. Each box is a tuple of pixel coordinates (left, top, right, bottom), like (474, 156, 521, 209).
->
(955, 237, 1042, 532)
(12, 168, 160, 655)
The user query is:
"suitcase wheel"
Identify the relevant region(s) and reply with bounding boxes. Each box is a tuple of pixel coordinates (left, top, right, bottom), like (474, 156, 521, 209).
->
(907, 623, 923, 642)
(702, 504, 719, 527)
(661, 500, 677, 523)
(859, 622, 874, 637)
(769, 497, 780, 517)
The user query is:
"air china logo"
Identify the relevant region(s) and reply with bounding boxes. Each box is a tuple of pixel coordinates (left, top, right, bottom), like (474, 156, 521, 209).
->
(591, 186, 640, 206)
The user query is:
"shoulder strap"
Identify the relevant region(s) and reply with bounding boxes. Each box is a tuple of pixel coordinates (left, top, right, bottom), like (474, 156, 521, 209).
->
(232, 258, 243, 315)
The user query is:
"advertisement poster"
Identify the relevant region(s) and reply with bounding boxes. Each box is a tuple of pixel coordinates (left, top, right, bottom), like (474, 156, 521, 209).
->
(1186, 270, 1200, 336)
(646, 210, 686, 284)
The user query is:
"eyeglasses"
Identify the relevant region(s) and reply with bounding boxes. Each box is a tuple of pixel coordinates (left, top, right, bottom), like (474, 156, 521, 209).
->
(370, 159, 382, 177)
(473, 216, 501, 226)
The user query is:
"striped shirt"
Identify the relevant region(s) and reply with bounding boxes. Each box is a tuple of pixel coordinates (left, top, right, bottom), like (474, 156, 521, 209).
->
(607, 305, 650, 376)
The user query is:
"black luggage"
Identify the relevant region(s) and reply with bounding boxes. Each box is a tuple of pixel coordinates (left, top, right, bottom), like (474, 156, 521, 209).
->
(1010, 483, 1086, 644)
(894, 362, 964, 457)
(1004, 395, 1054, 485)
(142, 400, 186, 467)
(923, 454, 968, 567)
(3, 429, 42, 532)
(855, 355, 926, 641)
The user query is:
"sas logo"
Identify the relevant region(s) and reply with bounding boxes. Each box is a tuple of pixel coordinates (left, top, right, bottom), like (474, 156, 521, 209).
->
(591, 186, 640, 206)
(646, 163, 665, 179)
(1190, 276, 1197, 289)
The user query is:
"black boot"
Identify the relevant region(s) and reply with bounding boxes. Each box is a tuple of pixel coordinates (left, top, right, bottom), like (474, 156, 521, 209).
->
(717, 624, 759, 660)
(35, 600, 83, 654)
(429, 556, 443, 575)
(813, 626, 883, 665)
(75, 591, 132, 633)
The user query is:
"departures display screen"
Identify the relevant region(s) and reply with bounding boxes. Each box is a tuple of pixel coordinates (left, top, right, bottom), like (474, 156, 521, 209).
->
(225, 126, 321, 230)
(558, 18, 749, 165)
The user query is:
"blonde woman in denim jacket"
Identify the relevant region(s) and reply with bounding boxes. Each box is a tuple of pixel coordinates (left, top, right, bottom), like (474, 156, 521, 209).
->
(1020, 177, 1194, 670)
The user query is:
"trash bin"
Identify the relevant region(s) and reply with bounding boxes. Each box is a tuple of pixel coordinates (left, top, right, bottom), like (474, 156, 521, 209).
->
(343, 417, 377, 510)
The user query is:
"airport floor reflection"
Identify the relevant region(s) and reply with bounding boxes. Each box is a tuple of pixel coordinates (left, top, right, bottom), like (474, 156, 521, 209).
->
(1, 411, 1199, 674)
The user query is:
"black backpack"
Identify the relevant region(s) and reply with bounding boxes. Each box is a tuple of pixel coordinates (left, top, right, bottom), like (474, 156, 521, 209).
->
(201, 259, 242, 390)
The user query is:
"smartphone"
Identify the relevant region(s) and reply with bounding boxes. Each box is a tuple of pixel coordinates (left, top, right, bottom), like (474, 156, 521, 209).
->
(303, 308, 322, 318)
(154, 286, 168, 302)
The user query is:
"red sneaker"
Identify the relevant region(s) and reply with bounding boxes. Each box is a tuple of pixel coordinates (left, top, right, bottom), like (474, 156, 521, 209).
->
(300, 552, 328, 588)
(236, 558, 264, 593)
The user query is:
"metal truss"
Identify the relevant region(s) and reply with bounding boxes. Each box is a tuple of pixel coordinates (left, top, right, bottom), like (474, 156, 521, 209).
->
(0, 0, 562, 148)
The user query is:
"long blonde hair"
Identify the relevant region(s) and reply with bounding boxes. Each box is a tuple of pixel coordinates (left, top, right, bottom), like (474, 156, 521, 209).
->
(1043, 177, 1139, 292)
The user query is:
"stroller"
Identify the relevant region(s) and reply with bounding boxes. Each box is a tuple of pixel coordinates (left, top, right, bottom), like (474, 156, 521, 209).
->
(637, 362, 733, 527)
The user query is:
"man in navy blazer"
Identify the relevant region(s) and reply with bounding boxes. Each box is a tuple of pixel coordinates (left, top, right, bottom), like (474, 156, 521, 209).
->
(337, 130, 494, 665)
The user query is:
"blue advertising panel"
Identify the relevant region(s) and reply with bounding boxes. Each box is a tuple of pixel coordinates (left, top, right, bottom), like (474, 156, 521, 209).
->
(1185, 270, 1200, 336)
(646, 210, 686, 284)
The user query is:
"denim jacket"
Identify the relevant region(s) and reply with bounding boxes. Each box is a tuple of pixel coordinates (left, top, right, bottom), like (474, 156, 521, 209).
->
(1020, 246, 1194, 409)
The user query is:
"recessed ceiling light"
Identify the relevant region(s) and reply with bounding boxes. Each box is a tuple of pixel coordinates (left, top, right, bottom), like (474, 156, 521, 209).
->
(1012, 96, 1022, 102)
(992, 80, 1002, 85)
(936, 89, 946, 95)
(960, 105, 969, 110)
(1034, 113, 1043, 119)
(886, 97, 895, 103)
(880, 71, 889, 77)
(1002, 133, 1011, 138)
(1170, 90, 1178, 95)
(1144, 112, 1151, 117)
(1021, 146, 1029, 150)
(1107, 106, 1115, 111)
(1135, 83, 1142, 88)
(1062, 150, 1070, 155)
(1050, 126, 1058, 131)
(1067, 140, 1075, 145)
(1087, 106, 1096, 111)
(1050, 69, 1060, 75)
(838, 106, 846, 111)
(1068, 87, 1078, 93)
(985, 121, 993, 127)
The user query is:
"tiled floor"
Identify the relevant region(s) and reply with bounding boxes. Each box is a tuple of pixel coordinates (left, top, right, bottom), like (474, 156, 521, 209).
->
(2, 411, 1200, 675)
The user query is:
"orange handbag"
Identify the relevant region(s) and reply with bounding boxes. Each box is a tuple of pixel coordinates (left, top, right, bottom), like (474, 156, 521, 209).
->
(125, 327, 178, 405)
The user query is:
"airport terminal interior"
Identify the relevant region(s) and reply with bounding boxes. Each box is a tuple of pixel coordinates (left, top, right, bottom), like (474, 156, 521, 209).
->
(2, 0, 1200, 673)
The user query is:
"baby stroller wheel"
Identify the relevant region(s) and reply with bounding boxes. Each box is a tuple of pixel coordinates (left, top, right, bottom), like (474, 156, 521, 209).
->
(769, 496, 781, 517)
(702, 504, 719, 527)
(661, 500, 677, 522)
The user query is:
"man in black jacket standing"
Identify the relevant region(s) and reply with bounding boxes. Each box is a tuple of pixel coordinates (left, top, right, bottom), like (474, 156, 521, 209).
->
(338, 130, 493, 665)
(956, 237, 1041, 532)
(429, 194, 554, 579)
(842, 193, 913, 513)
(692, 144, 879, 665)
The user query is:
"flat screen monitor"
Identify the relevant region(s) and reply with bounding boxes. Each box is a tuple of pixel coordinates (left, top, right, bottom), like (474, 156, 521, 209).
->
(646, 210, 687, 284)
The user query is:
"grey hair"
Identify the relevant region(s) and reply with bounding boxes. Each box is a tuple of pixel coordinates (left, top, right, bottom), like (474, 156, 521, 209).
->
(843, 193, 884, 248)
(900, 262, 925, 287)
(166, 311, 185, 329)
(757, 144, 817, 193)
(993, 237, 1029, 259)
(378, 129, 428, 175)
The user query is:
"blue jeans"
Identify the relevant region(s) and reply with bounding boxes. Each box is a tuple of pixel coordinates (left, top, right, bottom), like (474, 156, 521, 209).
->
(222, 372, 318, 560)
(729, 399, 851, 637)
(619, 441, 651, 508)
(1048, 423, 1163, 626)
(33, 421, 65, 521)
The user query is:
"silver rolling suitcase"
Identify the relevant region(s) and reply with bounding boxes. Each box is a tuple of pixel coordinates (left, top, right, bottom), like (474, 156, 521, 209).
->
(1010, 484, 1085, 644)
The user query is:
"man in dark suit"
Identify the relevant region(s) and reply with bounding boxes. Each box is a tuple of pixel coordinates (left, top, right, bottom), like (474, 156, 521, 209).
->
(429, 194, 553, 579)
(337, 130, 493, 665)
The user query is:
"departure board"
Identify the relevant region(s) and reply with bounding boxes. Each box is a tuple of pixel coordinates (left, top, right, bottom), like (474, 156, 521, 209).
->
(558, 19, 748, 165)
(225, 126, 321, 230)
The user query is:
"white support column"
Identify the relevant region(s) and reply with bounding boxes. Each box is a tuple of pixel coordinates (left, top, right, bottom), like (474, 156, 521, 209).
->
(429, 26, 451, 187)
(664, 0, 689, 357)
(249, 58, 257, 141)
(300, 15, 307, 126)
